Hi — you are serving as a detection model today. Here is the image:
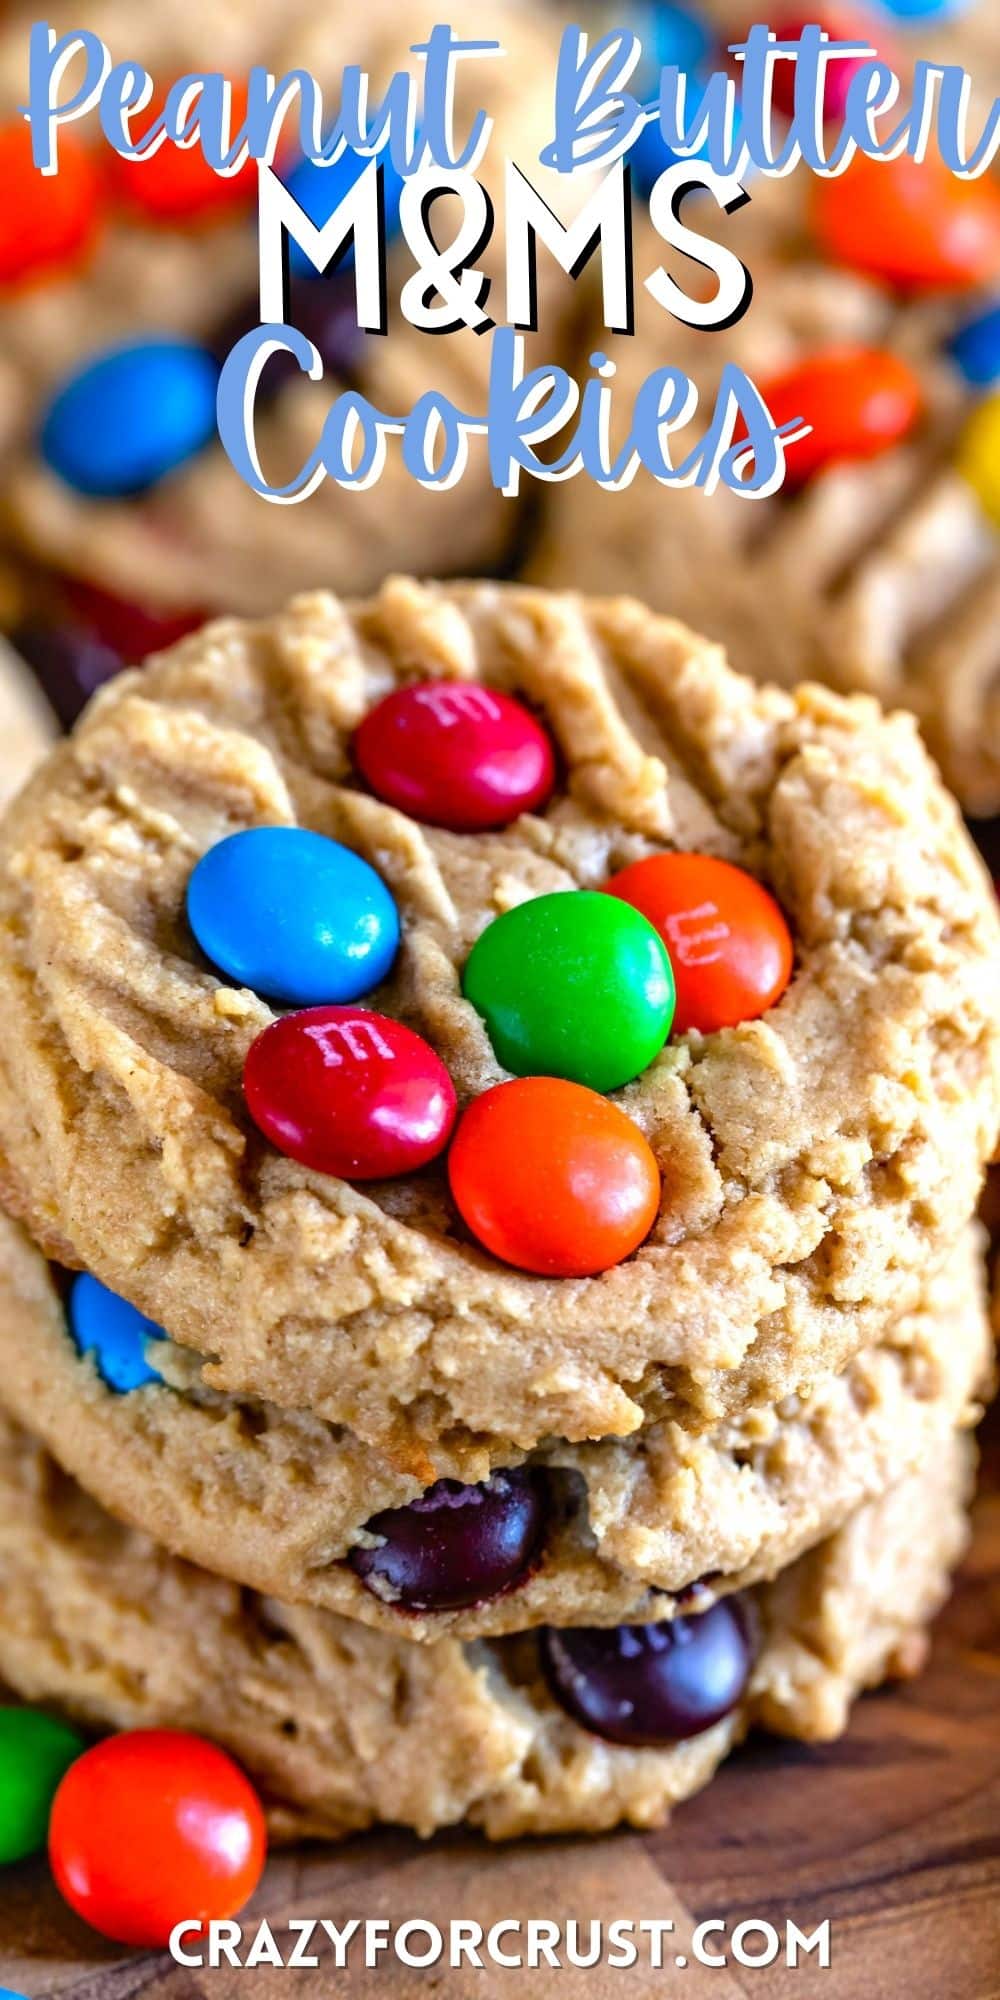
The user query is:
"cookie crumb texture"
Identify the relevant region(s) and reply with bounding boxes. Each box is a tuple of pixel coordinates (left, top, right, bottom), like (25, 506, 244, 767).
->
(0, 1211, 991, 1636)
(0, 581, 997, 1459)
(0, 1411, 973, 1840)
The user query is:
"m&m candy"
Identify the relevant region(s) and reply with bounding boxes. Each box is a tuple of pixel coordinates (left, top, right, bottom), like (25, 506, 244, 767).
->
(212, 274, 364, 394)
(948, 298, 1000, 388)
(12, 620, 123, 731)
(448, 1076, 661, 1277)
(875, 0, 966, 14)
(354, 681, 556, 832)
(187, 826, 400, 1006)
(463, 890, 674, 1093)
(110, 81, 256, 222)
(244, 1006, 456, 1179)
(956, 390, 1000, 527)
(625, 0, 722, 193)
(40, 339, 219, 497)
(15, 586, 204, 733)
(768, 7, 887, 125)
(630, 103, 747, 195)
(69, 1274, 166, 1392)
(606, 853, 794, 1034)
(349, 1468, 548, 1611)
(753, 348, 922, 487)
(0, 124, 103, 287)
(634, 0, 713, 77)
(0, 1707, 85, 1865)
(48, 1730, 266, 1947)
(813, 153, 1000, 293)
(539, 1598, 753, 1746)
(283, 145, 406, 276)
(63, 577, 205, 661)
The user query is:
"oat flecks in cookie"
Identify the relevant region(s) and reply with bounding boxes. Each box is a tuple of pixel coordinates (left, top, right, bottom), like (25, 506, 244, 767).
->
(0, 580, 996, 1459)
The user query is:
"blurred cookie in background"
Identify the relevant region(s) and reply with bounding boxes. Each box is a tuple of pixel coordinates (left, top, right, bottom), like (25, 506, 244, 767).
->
(531, 122, 1000, 812)
(0, 0, 584, 626)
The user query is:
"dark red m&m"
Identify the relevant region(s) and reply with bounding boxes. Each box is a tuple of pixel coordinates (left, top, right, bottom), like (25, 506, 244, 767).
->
(539, 1597, 753, 1747)
(244, 1005, 456, 1180)
(63, 578, 205, 662)
(15, 585, 205, 732)
(349, 1468, 548, 1611)
(13, 620, 124, 729)
(211, 276, 364, 399)
(768, 7, 891, 124)
(354, 681, 555, 831)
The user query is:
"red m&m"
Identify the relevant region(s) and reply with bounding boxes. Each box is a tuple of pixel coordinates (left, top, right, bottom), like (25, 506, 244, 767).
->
(354, 682, 556, 831)
(448, 1076, 661, 1277)
(63, 578, 205, 661)
(756, 348, 923, 487)
(0, 124, 103, 287)
(606, 853, 793, 1035)
(109, 80, 256, 223)
(813, 153, 1000, 293)
(48, 1730, 266, 1947)
(244, 1006, 457, 1179)
(768, 7, 889, 125)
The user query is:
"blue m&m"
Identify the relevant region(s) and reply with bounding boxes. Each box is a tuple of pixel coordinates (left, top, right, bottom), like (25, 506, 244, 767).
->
(627, 2, 716, 194)
(634, 2, 713, 79)
(187, 826, 400, 1006)
(283, 146, 406, 276)
(874, 0, 967, 16)
(948, 299, 1000, 388)
(40, 339, 219, 497)
(69, 1275, 166, 1393)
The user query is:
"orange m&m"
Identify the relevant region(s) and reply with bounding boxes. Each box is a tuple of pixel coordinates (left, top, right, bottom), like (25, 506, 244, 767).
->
(48, 1729, 266, 1947)
(109, 81, 256, 223)
(448, 1077, 660, 1278)
(0, 123, 103, 286)
(605, 853, 794, 1036)
(813, 152, 1000, 293)
(756, 347, 923, 487)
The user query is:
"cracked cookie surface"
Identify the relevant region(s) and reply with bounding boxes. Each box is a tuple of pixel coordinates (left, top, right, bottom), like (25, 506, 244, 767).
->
(0, 581, 996, 1458)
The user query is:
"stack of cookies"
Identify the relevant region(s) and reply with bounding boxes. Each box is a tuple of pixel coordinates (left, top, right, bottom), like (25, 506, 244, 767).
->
(0, 577, 996, 1840)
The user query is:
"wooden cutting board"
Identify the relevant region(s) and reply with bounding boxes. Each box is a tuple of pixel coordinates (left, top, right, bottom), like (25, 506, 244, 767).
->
(2, 1410, 997, 2000)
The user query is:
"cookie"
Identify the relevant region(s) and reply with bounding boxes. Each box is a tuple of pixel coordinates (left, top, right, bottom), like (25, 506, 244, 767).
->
(0, 1406, 974, 1840)
(0, 1206, 990, 1636)
(0, 0, 577, 613)
(531, 146, 1000, 811)
(0, 582, 996, 1461)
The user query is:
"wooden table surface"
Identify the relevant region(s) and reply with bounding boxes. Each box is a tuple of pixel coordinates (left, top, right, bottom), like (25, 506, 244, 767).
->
(2, 1410, 997, 2000)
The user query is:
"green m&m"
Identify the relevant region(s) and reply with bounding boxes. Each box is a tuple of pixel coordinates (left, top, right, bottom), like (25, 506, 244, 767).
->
(463, 890, 675, 1093)
(0, 1706, 85, 1865)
